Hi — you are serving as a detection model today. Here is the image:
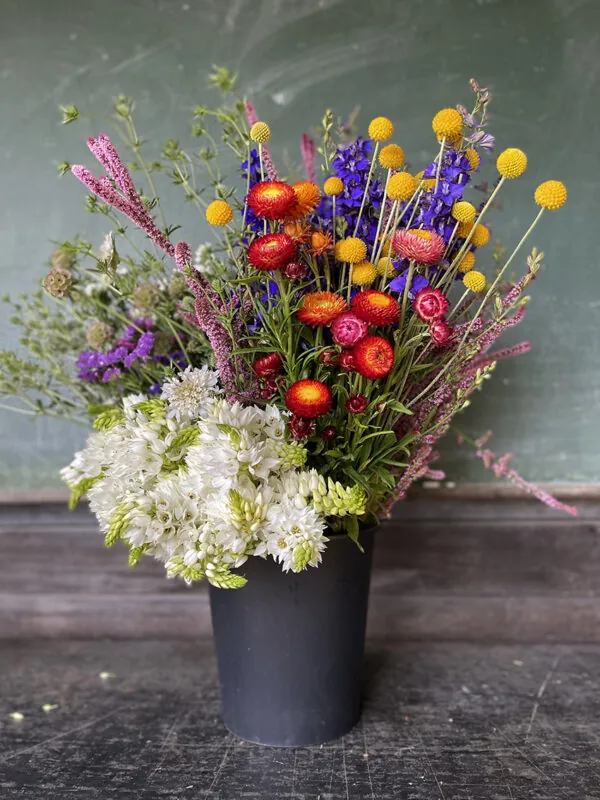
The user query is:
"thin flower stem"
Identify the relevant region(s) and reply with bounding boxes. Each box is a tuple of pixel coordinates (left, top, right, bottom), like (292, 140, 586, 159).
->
(353, 143, 379, 236)
(434, 137, 446, 194)
(242, 141, 251, 230)
(371, 169, 391, 261)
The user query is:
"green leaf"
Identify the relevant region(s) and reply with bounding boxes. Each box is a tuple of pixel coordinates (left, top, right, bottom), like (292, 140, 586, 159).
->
(344, 516, 364, 553)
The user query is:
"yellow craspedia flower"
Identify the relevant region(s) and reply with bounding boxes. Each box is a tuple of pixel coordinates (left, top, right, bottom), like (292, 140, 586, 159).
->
(335, 237, 368, 264)
(324, 177, 344, 197)
(465, 148, 480, 170)
(463, 270, 486, 292)
(376, 257, 398, 277)
(457, 221, 473, 239)
(452, 201, 476, 223)
(351, 261, 377, 286)
(206, 200, 233, 226)
(379, 144, 404, 170)
(422, 178, 436, 192)
(380, 237, 392, 257)
(535, 180, 567, 210)
(432, 108, 463, 142)
(387, 172, 416, 201)
(250, 121, 271, 144)
(457, 251, 475, 273)
(496, 148, 527, 179)
(368, 116, 394, 142)
(415, 170, 425, 181)
(471, 224, 490, 247)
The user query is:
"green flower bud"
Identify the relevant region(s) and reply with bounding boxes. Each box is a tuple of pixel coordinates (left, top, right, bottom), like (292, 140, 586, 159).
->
(85, 321, 114, 351)
(43, 268, 73, 299)
(134, 283, 161, 311)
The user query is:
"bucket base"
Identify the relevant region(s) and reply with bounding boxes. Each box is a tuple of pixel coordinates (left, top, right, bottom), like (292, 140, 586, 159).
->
(209, 527, 376, 748)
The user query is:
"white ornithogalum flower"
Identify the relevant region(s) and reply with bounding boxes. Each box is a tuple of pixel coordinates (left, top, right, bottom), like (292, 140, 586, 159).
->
(160, 366, 221, 421)
(264, 499, 328, 572)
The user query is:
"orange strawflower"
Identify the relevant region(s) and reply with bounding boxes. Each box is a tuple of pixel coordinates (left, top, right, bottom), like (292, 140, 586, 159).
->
(283, 220, 311, 243)
(286, 181, 321, 220)
(285, 380, 332, 419)
(297, 292, 347, 327)
(308, 229, 333, 256)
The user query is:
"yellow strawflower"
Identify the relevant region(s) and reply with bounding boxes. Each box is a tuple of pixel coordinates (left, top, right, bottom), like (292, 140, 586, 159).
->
(368, 116, 394, 142)
(376, 257, 397, 277)
(351, 261, 377, 286)
(463, 271, 486, 292)
(379, 144, 404, 170)
(496, 148, 527, 179)
(535, 180, 567, 210)
(432, 108, 463, 142)
(465, 148, 480, 170)
(250, 122, 271, 144)
(324, 177, 344, 197)
(452, 201, 476, 223)
(387, 172, 416, 201)
(334, 237, 368, 264)
(206, 200, 233, 226)
(457, 251, 475, 273)
(471, 224, 490, 247)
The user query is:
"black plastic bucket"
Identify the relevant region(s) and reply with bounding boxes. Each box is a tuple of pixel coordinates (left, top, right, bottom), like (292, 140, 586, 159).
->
(209, 526, 376, 747)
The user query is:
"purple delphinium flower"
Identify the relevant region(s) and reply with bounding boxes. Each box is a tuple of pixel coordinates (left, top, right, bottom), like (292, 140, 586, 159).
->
(389, 270, 429, 298)
(414, 149, 472, 243)
(313, 137, 384, 250)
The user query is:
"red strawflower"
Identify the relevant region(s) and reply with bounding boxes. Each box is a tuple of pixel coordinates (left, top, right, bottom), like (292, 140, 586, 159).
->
(284, 261, 308, 280)
(346, 394, 368, 414)
(247, 181, 297, 220)
(289, 414, 316, 440)
(352, 335, 394, 380)
(248, 233, 297, 271)
(331, 311, 369, 348)
(319, 349, 339, 366)
(392, 228, 445, 265)
(338, 351, 356, 372)
(351, 290, 399, 327)
(412, 287, 450, 323)
(297, 292, 347, 327)
(285, 379, 332, 419)
(259, 378, 278, 400)
(253, 352, 284, 378)
(429, 319, 454, 347)
(321, 425, 338, 443)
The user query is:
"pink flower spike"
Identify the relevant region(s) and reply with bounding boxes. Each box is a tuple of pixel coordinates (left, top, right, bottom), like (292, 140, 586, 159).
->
(301, 134, 316, 183)
(392, 229, 445, 265)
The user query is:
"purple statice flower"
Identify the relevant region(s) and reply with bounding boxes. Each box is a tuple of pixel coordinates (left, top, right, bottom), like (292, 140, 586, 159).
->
(313, 137, 384, 250)
(389, 270, 429, 298)
(123, 331, 154, 368)
(76, 318, 160, 388)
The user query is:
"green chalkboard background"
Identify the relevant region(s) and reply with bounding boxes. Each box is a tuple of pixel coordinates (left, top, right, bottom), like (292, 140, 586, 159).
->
(1, 0, 599, 490)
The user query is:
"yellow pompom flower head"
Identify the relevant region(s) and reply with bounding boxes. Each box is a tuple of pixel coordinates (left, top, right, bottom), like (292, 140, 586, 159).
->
(432, 108, 463, 142)
(250, 121, 271, 144)
(496, 148, 527, 179)
(457, 251, 476, 273)
(324, 177, 343, 197)
(206, 200, 233, 226)
(452, 201, 476, 223)
(351, 261, 377, 286)
(465, 148, 480, 171)
(535, 180, 567, 210)
(463, 271, 486, 293)
(376, 257, 397, 277)
(368, 116, 394, 142)
(471, 224, 490, 248)
(335, 237, 368, 264)
(387, 172, 417, 202)
(379, 144, 404, 170)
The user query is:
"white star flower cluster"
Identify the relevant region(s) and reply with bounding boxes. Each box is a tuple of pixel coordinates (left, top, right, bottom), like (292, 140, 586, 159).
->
(61, 370, 366, 587)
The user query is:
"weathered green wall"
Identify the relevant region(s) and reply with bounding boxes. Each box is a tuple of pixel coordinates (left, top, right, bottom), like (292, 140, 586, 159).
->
(1, 0, 598, 489)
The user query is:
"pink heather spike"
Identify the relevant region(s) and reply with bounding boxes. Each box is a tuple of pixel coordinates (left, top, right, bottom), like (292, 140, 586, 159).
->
(301, 133, 316, 183)
(244, 98, 278, 180)
(174, 241, 193, 271)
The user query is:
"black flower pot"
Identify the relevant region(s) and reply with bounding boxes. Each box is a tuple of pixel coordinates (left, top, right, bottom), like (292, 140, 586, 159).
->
(209, 526, 376, 747)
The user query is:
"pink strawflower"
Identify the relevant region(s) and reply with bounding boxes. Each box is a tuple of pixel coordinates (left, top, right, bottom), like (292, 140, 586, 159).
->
(392, 229, 445, 264)
(331, 312, 369, 349)
(301, 133, 316, 183)
(413, 287, 450, 323)
(429, 320, 454, 347)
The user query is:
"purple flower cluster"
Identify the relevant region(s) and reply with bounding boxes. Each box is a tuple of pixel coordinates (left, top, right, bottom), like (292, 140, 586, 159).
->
(416, 149, 472, 241)
(76, 318, 155, 384)
(315, 137, 384, 249)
